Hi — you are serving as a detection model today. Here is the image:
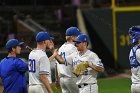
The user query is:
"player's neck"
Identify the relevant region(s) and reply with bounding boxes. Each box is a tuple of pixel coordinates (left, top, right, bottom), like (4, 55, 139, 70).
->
(67, 41, 74, 44)
(79, 49, 87, 56)
(7, 52, 16, 57)
(37, 45, 46, 50)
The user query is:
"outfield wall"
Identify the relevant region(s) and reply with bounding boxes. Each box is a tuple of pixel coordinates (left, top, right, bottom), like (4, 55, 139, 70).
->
(82, 8, 140, 69)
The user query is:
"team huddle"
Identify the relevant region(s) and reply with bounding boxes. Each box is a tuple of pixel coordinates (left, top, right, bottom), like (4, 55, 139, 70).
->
(0, 26, 139, 93)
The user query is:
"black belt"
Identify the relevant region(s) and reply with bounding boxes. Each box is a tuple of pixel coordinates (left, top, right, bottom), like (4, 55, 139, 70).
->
(78, 83, 88, 88)
(78, 83, 96, 88)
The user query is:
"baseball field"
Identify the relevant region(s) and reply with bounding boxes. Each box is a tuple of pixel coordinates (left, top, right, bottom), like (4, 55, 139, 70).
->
(0, 77, 131, 93)
(52, 78, 131, 93)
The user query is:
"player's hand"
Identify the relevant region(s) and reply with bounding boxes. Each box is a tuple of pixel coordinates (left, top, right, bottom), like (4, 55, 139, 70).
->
(52, 49, 58, 57)
(54, 81, 61, 90)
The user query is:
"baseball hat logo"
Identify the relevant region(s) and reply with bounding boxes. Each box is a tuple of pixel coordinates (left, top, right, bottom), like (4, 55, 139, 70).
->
(73, 34, 89, 43)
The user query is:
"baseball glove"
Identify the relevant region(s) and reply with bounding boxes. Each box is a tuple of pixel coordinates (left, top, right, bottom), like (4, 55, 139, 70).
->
(73, 61, 89, 76)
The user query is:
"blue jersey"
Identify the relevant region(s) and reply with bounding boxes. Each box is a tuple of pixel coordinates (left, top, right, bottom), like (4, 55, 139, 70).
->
(0, 57, 28, 93)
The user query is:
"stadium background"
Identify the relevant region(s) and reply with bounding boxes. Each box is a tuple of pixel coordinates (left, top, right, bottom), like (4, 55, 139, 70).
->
(0, 0, 140, 93)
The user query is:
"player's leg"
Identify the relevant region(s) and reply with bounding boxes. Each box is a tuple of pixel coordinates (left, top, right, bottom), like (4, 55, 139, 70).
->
(60, 77, 69, 93)
(65, 77, 79, 93)
(90, 84, 98, 93)
(131, 84, 140, 93)
(135, 84, 140, 93)
(29, 85, 45, 93)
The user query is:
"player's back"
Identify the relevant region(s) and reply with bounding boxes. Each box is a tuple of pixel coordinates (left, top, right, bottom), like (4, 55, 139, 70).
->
(29, 49, 51, 85)
(57, 42, 77, 77)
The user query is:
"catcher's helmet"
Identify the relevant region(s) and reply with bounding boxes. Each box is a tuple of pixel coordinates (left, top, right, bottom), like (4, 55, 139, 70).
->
(128, 26, 140, 44)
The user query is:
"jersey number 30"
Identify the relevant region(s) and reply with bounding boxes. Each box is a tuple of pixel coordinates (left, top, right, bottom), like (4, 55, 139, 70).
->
(29, 59, 36, 73)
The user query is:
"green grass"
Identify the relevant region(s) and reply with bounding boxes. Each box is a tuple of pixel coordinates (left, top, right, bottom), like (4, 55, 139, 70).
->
(52, 84, 62, 93)
(98, 78, 131, 93)
(52, 78, 131, 93)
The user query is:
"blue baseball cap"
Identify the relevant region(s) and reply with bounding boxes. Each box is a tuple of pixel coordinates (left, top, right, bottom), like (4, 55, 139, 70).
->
(65, 27, 81, 36)
(73, 34, 89, 43)
(36, 31, 51, 42)
(6, 39, 24, 49)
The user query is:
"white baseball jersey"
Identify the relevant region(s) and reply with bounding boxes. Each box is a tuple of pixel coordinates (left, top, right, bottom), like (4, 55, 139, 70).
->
(129, 45, 140, 84)
(57, 42, 78, 77)
(29, 49, 51, 85)
(66, 49, 104, 85)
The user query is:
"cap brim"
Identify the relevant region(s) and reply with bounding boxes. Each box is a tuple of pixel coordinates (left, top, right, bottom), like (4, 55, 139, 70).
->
(73, 40, 81, 43)
(50, 37, 54, 40)
(18, 42, 24, 46)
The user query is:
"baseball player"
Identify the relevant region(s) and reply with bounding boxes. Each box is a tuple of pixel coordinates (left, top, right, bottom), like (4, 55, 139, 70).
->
(28, 32, 54, 93)
(128, 26, 140, 93)
(56, 27, 81, 93)
(66, 34, 104, 93)
(0, 39, 28, 93)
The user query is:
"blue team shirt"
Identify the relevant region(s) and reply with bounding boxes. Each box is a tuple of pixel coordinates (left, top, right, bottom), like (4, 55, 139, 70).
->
(0, 57, 28, 93)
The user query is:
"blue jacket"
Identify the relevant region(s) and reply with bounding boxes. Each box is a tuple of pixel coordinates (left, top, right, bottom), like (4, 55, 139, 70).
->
(0, 57, 28, 93)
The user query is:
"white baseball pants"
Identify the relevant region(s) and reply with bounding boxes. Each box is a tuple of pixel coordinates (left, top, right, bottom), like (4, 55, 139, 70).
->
(29, 84, 48, 93)
(131, 84, 140, 93)
(79, 83, 98, 93)
(60, 76, 79, 93)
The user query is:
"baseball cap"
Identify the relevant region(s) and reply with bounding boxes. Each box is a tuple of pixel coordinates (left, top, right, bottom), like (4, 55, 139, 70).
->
(65, 27, 81, 36)
(6, 39, 24, 49)
(36, 31, 51, 42)
(73, 34, 89, 43)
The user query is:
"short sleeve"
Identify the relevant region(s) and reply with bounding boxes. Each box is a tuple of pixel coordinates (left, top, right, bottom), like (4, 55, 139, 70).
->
(39, 56, 50, 75)
(89, 53, 104, 67)
(136, 49, 140, 63)
(15, 59, 28, 73)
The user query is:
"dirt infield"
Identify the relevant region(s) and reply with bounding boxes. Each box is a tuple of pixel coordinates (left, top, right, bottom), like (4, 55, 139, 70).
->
(99, 73, 131, 80)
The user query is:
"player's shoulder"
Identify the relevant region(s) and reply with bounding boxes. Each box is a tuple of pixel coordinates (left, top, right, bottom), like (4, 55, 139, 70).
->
(86, 50, 99, 57)
(60, 42, 75, 48)
(59, 42, 76, 52)
(1, 57, 24, 63)
(31, 49, 46, 56)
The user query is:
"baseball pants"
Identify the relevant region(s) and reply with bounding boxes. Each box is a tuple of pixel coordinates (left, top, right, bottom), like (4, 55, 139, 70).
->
(79, 83, 98, 93)
(131, 84, 140, 93)
(60, 76, 79, 93)
(29, 84, 48, 93)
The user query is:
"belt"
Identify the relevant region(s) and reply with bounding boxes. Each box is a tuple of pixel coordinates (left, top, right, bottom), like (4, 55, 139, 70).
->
(78, 83, 96, 88)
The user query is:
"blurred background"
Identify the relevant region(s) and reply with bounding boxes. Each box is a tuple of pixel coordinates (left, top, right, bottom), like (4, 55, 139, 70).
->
(0, 0, 140, 93)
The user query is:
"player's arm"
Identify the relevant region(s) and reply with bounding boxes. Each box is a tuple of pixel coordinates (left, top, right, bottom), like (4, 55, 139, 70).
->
(89, 63, 104, 72)
(54, 63, 61, 89)
(40, 74, 53, 93)
(39, 56, 53, 93)
(49, 49, 57, 62)
(89, 53, 104, 72)
(50, 48, 65, 64)
(15, 59, 28, 73)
